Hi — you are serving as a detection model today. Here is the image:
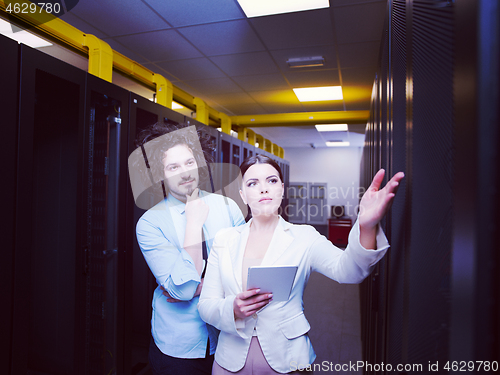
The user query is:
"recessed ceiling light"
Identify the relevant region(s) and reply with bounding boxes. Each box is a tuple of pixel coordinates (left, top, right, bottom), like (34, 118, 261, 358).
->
(293, 86, 343, 102)
(172, 102, 183, 109)
(0, 19, 52, 48)
(315, 124, 348, 132)
(237, 0, 329, 18)
(326, 141, 350, 147)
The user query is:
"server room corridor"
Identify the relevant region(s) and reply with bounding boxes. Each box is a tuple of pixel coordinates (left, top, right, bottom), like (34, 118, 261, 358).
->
(1, 1, 499, 375)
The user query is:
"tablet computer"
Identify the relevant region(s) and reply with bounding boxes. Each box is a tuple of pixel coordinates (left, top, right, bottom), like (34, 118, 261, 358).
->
(247, 265, 298, 301)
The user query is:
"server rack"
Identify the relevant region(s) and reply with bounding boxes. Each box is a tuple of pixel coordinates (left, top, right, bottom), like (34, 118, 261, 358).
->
(125, 93, 169, 374)
(242, 141, 255, 161)
(217, 132, 247, 216)
(287, 182, 327, 225)
(1, 34, 20, 375)
(280, 160, 290, 221)
(83, 74, 130, 375)
(306, 183, 327, 225)
(219, 132, 240, 166)
(360, 0, 500, 372)
(287, 182, 308, 224)
(195, 123, 222, 193)
(12, 43, 87, 375)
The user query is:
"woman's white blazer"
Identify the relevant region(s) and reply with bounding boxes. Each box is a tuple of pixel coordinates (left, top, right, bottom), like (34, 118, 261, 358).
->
(198, 216, 389, 374)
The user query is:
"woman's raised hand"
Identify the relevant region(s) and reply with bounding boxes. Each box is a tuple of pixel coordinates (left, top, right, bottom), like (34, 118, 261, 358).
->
(359, 169, 405, 231)
(233, 289, 273, 319)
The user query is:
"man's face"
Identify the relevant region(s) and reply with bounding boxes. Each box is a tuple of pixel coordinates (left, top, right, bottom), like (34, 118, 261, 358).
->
(162, 144, 199, 202)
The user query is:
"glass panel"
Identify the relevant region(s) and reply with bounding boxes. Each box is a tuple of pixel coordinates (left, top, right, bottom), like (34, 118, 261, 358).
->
(87, 91, 122, 375)
(137, 108, 158, 132)
(29, 69, 80, 374)
(131, 107, 159, 359)
(221, 140, 230, 163)
(232, 144, 240, 166)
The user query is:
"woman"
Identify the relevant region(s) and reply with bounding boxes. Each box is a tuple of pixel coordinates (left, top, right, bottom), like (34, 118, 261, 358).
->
(198, 155, 404, 374)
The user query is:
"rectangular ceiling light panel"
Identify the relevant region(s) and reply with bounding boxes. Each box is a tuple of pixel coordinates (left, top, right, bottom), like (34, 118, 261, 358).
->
(0, 19, 52, 48)
(293, 86, 343, 102)
(326, 141, 350, 147)
(315, 124, 348, 132)
(238, 0, 330, 18)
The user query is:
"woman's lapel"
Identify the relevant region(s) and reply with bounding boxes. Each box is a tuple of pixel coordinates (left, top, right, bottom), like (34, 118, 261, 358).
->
(227, 220, 252, 293)
(261, 217, 294, 266)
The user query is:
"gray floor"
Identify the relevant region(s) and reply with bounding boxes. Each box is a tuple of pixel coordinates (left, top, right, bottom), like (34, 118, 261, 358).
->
(303, 272, 363, 375)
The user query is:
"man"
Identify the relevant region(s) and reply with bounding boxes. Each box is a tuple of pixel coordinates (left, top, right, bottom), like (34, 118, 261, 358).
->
(131, 122, 245, 375)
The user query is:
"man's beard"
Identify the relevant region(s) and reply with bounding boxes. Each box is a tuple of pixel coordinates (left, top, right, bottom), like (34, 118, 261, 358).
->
(184, 184, 196, 196)
(171, 177, 198, 198)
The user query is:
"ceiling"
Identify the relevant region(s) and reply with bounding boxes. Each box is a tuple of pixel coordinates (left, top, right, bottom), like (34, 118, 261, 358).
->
(36, 0, 387, 148)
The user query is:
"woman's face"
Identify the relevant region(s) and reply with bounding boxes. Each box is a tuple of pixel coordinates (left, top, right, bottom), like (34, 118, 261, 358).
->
(240, 162, 284, 217)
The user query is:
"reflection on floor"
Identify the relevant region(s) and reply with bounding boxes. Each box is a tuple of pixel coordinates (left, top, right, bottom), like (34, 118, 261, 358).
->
(303, 272, 363, 375)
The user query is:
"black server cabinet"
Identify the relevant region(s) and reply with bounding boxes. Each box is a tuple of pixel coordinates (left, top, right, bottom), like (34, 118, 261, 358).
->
(11, 42, 130, 375)
(1, 34, 20, 375)
(197, 123, 221, 196)
(281, 160, 290, 221)
(125, 93, 166, 374)
(242, 142, 255, 161)
(200, 121, 220, 164)
(83, 74, 130, 375)
(218, 133, 247, 217)
(12, 44, 87, 375)
(219, 132, 241, 166)
(360, 0, 500, 371)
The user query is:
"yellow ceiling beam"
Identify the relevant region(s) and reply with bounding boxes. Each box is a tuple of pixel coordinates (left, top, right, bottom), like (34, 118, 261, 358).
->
(255, 134, 264, 149)
(247, 129, 256, 146)
(82, 34, 113, 82)
(153, 74, 173, 109)
(219, 113, 231, 135)
(238, 127, 248, 142)
(278, 146, 285, 159)
(231, 110, 370, 127)
(193, 97, 209, 125)
(263, 138, 272, 153)
(112, 51, 157, 89)
(271, 143, 280, 157)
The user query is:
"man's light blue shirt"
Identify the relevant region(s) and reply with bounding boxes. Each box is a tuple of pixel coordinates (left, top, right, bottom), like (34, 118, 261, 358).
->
(136, 190, 245, 358)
